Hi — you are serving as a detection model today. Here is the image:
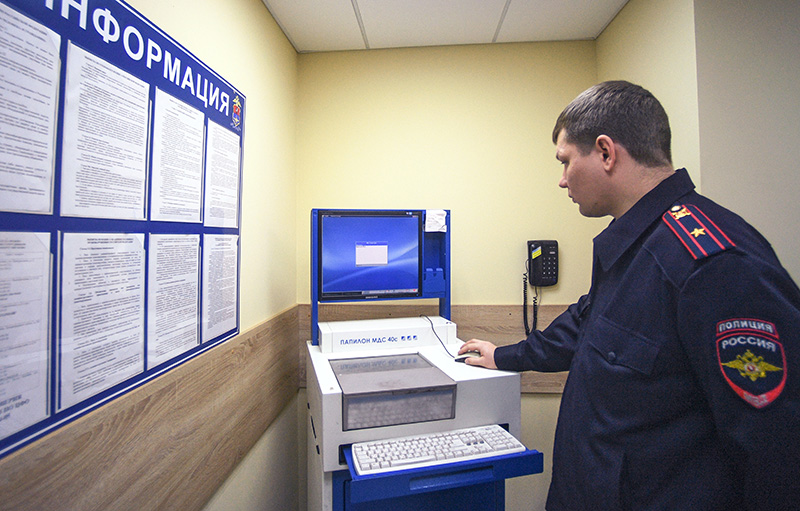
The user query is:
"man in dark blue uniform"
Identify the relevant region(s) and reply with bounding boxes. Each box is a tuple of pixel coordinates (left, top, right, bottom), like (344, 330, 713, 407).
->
(459, 81, 800, 510)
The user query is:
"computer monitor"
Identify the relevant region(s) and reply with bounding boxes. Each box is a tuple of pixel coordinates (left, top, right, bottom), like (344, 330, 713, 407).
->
(315, 210, 423, 301)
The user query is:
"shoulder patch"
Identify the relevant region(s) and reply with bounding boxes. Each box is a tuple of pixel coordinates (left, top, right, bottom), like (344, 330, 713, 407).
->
(716, 319, 786, 408)
(662, 204, 735, 260)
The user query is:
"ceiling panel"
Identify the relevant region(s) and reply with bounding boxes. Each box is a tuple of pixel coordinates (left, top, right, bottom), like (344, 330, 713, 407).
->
(263, 0, 365, 52)
(262, 0, 630, 53)
(497, 0, 630, 43)
(358, 0, 509, 50)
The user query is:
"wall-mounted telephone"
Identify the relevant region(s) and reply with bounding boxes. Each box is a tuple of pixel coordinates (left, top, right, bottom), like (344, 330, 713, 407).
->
(523, 240, 558, 335)
(527, 240, 558, 286)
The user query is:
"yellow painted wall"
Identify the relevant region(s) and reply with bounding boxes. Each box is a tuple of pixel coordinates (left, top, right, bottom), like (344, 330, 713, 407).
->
(128, 0, 301, 509)
(132, 0, 299, 333)
(296, 42, 605, 307)
(516, 0, 699, 508)
(8, 0, 799, 509)
(694, 0, 800, 281)
(597, 0, 700, 184)
(292, 13, 694, 503)
(130, 0, 700, 510)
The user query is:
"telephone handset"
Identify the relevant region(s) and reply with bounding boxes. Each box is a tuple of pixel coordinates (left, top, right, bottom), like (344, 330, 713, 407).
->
(523, 240, 558, 335)
(527, 240, 558, 286)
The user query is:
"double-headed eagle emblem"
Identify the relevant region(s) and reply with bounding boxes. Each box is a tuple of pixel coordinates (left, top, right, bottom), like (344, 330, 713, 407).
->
(721, 349, 783, 382)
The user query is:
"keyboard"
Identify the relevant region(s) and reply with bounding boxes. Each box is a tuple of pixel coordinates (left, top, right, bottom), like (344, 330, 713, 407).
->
(350, 424, 525, 476)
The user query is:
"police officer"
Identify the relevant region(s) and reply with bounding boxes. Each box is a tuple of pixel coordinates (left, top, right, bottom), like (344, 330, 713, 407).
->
(459, 81, 800, 510)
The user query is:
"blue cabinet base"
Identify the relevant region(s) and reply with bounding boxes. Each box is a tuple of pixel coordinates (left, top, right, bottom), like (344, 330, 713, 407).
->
(332, 448, 544, 511)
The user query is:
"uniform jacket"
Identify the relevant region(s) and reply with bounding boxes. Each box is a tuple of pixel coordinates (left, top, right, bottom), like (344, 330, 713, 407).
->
(494, 168, 800, 510)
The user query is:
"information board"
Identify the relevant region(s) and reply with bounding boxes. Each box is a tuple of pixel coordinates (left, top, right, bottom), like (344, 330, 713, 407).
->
(0, 0, 245, 457)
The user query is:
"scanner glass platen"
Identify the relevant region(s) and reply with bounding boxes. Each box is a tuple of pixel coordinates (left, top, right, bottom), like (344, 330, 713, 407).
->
(329, 354, 456, 431)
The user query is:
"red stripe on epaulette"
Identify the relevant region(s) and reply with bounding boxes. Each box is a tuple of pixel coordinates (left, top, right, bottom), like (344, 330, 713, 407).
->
(662, 204, 735, 260)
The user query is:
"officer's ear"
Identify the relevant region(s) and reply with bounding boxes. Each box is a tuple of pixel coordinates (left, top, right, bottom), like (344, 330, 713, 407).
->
(595, 135, 616, 171)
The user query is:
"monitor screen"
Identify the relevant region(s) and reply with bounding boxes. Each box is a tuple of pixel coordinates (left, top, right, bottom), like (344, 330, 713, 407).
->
(317, 210, 422, 301)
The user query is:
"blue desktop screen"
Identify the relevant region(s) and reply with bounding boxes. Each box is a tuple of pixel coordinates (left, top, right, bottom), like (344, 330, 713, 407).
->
(319, 211, 422, 300)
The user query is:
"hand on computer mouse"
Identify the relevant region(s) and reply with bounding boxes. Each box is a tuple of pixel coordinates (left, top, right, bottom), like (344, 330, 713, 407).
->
(456, 340, 498, 369)
(454, 350, 480, 363)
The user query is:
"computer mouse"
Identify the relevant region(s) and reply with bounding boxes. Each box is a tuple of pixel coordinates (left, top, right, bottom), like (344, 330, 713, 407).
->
(454, 351, 480, 363)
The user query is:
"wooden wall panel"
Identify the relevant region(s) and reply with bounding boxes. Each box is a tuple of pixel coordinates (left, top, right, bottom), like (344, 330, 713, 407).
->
(0, 307, 298, 511)
(0, 302, 567, 511)
(298, 303, 569, 393)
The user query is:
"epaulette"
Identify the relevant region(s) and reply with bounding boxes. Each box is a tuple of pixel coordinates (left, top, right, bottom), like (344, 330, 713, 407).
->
(662, 204, 735, 260)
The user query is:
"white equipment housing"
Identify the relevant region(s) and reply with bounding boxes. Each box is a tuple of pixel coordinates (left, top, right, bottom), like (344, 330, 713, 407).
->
(306, 316, 523, 511)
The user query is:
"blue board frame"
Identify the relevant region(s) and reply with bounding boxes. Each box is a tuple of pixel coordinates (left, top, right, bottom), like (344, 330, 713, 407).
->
(0, 0, 245, 458)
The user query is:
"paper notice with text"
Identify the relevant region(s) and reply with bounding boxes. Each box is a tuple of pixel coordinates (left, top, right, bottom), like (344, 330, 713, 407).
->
(59, 233, 145, 410)
(201, 234, 238, 342)
(60, 43, 149, 220)
(0, 232, 50, 439)
(203, 121, 240, 228)
(147, 234, 200, 368)
(0, 4, 60, 214)
(150, 89, 205, 223)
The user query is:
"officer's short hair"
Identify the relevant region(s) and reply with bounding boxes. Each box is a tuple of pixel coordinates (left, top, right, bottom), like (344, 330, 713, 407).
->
(552, 81, 672, 167)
